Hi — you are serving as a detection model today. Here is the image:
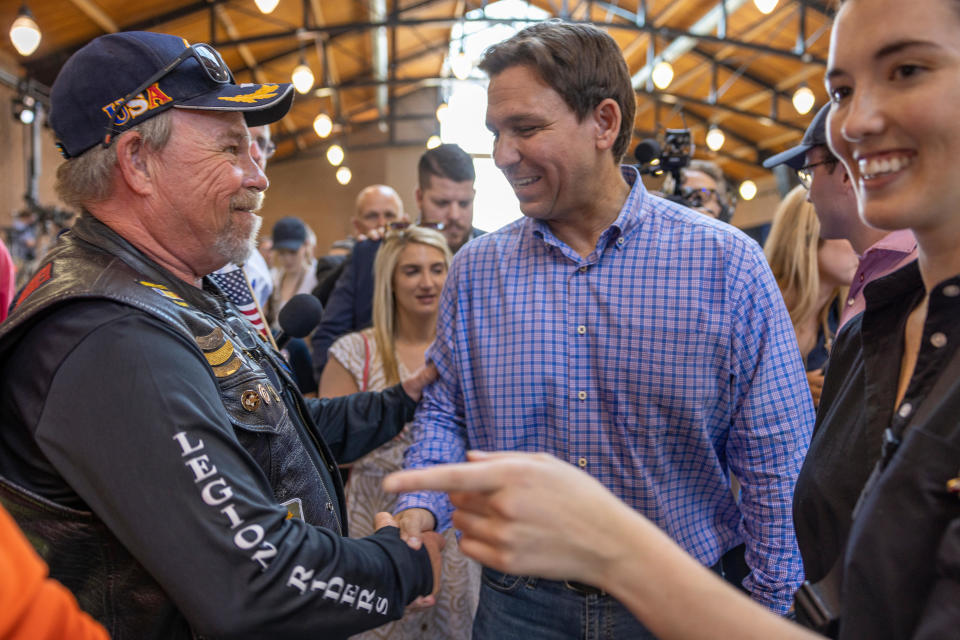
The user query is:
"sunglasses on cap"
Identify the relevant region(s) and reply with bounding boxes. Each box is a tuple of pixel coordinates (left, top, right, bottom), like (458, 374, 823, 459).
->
(103, 43, 233, 148)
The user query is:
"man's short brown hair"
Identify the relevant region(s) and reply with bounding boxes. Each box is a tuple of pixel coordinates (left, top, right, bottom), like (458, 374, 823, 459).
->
(478, 20, 636, 162)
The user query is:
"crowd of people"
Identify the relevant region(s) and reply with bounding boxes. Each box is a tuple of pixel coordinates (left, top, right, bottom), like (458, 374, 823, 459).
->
(1, 1, 959, 637)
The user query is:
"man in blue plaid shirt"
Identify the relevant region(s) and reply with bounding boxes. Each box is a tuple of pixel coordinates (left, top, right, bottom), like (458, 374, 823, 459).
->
(395, 22, 813, 638)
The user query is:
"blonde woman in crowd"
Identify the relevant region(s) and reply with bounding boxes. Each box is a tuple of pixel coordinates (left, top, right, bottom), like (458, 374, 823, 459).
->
(764, 185, 858, 406)
(320, 226, 479, 639)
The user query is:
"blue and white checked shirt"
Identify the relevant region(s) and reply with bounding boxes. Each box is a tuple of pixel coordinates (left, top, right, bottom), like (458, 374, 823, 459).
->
(398, 167, 814, 613)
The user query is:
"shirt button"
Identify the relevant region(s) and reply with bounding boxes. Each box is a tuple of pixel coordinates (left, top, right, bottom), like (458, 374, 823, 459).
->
(858, 274, 865, 282)
(577, 390, 587, 400)
(579, 265, 589, 273)
(898, 402, 913, 418)
(847, 297, 855, 306)
(577, 457, 588, 468)
(943, 284, 960, 297)
(931, 332, 948, 348)
(616, 237, 625, 246)
(577, 325, 587, 335)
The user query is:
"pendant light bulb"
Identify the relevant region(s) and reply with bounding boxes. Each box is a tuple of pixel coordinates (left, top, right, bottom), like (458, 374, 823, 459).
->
(706, 126, 725, 152)
(254, 0, 280, 14)
(292, 62, 315, 94)
(9, 6, 41, 57)
(651, 61, 674, 90)
(313, 113, 333, 138)
(326, 144, 345, 167)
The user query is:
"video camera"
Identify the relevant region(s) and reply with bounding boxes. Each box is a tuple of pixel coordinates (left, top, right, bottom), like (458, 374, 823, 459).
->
(633, 128, 693, 197)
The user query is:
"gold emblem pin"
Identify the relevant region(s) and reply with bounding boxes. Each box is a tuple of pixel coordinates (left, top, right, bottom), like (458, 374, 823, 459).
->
(241, 390, 261, 411)
(258, 383, 271, 405)
(947, 475, 960, 497)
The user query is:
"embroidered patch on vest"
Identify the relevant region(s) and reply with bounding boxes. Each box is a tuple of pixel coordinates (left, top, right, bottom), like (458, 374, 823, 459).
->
(15, 263, 53, 309)
(195, 327, 241, 378)
(138, 280, 189, 307)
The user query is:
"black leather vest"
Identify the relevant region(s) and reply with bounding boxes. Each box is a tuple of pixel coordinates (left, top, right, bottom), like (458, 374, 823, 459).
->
(0, 216, 347, 639)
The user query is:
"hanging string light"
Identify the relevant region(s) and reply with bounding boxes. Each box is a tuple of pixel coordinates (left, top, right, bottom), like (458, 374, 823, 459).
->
(313, 113, 333, 138)
(292, 58, 314, 94)
(336, 166, 352, 185)
(706, 126, 725, 152)
(254, 0, 280, 14)
(9, 5, 41, 56)
(739, 180, 758, 201)
(651, 61, 674, 90)
(753, 0, 779, 14)
(426, 135, 442, 149)
(326, 144, 345, 167)
(792, 85, 816, 115)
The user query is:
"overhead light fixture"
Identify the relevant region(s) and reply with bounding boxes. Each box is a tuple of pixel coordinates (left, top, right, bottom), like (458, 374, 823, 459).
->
(435, 102, 449, 123)
(706, 126, 725, 152)
(292, 58, 314, 94)
(254, 0, 280, 14)
(12, 93, 35, 124)
(336, 166, 352, 185)
(326, 144, 344, 166)
(313, 113, 333, 138)
(753, 0, 779, 14)
(651, 61, 674, 90)
(739, 180, 758, 201)
(426, 135, 442, 149)
(450, 49, 472, 81)
(9, 5, 41, 57)
(792, 85, 815, 115)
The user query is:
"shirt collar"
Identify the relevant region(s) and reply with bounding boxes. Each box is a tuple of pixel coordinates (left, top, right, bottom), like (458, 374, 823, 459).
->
(529, 165, 645, 254)
(863, 229, 917, 257)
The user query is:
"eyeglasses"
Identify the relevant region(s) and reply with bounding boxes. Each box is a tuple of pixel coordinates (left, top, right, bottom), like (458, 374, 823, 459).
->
(253, 136, 276, 159)
(388, 221, 446, 232)
(680, 187, 720, 209)
(797, 158, 838, 189)
(103, 43, 233, 147)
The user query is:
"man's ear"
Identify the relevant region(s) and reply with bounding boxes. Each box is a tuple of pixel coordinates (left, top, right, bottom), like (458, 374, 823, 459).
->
(114, 131, 153, 196)
(592, 98, 622, 152)
(839, 164, 854, 191)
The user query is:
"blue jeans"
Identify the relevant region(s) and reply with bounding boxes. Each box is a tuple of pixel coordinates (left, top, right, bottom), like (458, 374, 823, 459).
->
(472, 567, 659, 640)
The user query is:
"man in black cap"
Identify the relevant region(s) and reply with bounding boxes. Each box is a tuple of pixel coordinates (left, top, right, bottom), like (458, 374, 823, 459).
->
(763, 104, 916, 329)
(0, 31, 440, 639)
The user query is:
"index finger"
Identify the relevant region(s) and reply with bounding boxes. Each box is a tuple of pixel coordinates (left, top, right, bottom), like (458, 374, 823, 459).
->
(382, 462, 505, 494)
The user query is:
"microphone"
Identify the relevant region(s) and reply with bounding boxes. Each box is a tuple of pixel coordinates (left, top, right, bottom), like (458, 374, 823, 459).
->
(275, 293, 323, 350)
(633, 139, 661, 165)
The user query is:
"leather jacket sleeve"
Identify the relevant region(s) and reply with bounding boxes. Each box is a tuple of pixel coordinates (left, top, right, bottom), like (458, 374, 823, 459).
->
(8, 303, 432, 639)
(304, 385, 417, 465)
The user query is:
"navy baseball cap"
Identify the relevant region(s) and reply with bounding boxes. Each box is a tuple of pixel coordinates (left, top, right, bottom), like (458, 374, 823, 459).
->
(762, 104, 830, 170)
(49, 31, 294, 158)
(272, 217, 309, 251)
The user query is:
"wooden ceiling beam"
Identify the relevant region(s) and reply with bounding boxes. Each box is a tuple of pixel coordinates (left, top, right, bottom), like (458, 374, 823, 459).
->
(68, 0, 118, 33)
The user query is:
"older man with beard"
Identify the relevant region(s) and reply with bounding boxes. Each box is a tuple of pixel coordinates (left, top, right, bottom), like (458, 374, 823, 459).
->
(0, 31, 441, 640)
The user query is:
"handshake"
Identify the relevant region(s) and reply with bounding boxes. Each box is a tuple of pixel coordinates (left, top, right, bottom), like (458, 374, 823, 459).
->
(373, 508, 444, 609)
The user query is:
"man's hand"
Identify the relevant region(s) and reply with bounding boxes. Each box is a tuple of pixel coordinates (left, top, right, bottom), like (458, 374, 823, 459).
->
(374, 511, 444, 608)
(393, 507, 437, 548)
(383, 451, 631, 585)
(400, 363, 438, 403)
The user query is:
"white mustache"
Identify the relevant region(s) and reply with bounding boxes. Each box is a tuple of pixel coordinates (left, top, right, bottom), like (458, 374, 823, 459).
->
(231, 190, 263, 212)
